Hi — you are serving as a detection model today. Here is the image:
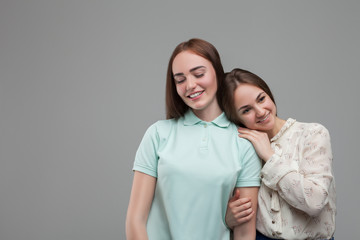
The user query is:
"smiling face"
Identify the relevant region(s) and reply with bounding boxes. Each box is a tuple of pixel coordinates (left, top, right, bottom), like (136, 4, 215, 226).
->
(172, 50, 220, 120)
(233, 83, 277, 134)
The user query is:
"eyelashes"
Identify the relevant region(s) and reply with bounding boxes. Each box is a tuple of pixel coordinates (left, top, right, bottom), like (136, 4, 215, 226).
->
(174, 72, 205, 84)
(174, 76, 186, 84)
(240, 95, 267, 114)
(242, 108, 250, 114)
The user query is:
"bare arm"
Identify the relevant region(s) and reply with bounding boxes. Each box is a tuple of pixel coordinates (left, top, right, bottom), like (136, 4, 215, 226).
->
(126, 171, 156, 240)
(233, 187, 258, 240)
(225, 189, 255, 229)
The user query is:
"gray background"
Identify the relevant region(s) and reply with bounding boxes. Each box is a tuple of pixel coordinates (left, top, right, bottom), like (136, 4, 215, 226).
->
(1, 0, 358, 239)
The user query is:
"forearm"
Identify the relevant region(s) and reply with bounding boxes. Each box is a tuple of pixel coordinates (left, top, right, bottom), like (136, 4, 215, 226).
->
(263, 160, 333, 215)
(276, 171, 333, 216)
(126, 171, 156, 240)
(261, 126, 334, 216)
(233, 217, 256, 240)
(232, 187, 258, 240)
(126, 217, 148, 240)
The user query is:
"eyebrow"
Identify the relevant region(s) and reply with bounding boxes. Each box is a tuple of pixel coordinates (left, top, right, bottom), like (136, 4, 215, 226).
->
(238, 91, 265, 111)
(173, 66, 206, 77)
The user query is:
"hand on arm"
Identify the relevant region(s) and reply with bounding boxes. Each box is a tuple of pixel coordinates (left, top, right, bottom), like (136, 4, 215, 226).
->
(238, 127, 274, 161)
(126, 171, 156, 240)
(232, 187, 259, 240)
(225, 189, 255, 229)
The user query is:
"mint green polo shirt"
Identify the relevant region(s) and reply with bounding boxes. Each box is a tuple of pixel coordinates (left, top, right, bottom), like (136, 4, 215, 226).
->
(133, 110, 261, 240)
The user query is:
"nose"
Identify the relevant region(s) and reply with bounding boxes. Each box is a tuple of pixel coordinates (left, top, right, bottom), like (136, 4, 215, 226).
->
(185, 76, 196, 90)
(254, 105, 265, 117)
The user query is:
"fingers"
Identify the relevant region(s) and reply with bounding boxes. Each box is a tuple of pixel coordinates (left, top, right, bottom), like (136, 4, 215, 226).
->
(238, 128, 269, 145)
(232, 200, 254, 224)
(234, 202, 252, 216)
(234, 199, 252, 211)
(238, 128, 257, 139)
(228, 197, 252, 212)
(234, 209, 255, 225)
(238, 128, 268, 139)
(237, 197, 251, 206)
(238, 128, 260, 138)
(238, 127, 257, 134)
(238, 132, 256, 144)
(226, 197, 254, 227)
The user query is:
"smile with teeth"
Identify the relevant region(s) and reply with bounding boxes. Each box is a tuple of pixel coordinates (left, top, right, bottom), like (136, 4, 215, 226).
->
(188, 91, 204, 99)
(257, 113, 270, 123)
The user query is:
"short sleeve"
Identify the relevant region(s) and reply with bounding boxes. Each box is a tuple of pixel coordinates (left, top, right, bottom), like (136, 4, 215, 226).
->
(133, 123, 160, 178)
(236, 139, 262, 187)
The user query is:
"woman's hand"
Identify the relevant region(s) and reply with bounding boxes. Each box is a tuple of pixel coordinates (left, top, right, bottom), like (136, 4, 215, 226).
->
(238, 127, 274, 162)
(225, 189, 255, 229)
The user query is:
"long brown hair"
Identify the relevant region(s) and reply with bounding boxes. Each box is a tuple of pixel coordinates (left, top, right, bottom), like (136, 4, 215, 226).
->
(165, 38, 225, 119)
(223, 68, 276, 126)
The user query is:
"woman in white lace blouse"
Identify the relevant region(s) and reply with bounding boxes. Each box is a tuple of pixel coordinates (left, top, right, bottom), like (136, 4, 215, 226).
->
(223, 68, 336, 240)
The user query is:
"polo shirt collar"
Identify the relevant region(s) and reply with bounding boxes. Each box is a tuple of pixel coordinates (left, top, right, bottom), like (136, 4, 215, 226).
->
(183, 110, 231, 128)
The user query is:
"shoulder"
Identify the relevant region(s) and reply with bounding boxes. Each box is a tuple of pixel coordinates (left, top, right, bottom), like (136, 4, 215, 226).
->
(144, 118, 179, 140)
(146, 118, 176, 132)
(227, 122, 256, 149)
(296, 121, 330, 134)
(295, 121, 331, 141)
(151, 118, 177, 129)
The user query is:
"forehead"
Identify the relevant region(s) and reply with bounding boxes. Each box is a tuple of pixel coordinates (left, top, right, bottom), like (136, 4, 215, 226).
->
(234, 84, 263, 104)
(172, 51, 212, 73)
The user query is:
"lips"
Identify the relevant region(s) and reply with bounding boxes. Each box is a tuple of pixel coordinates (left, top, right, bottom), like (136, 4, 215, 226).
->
(188, 90, 204, 99)
(257, 113, 270, 123)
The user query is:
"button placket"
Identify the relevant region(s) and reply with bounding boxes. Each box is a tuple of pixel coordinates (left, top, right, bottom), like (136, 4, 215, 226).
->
(200, 123, 209, 149)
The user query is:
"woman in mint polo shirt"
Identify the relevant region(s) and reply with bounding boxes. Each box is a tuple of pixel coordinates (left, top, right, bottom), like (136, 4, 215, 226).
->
(126, 39, 262, 240)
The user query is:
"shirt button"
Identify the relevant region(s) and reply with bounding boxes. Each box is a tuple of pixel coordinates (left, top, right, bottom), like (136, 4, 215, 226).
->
(272, 220, 275, 224)
(260, 175, 264, 179)
(204, 124, 207, 128)
(269, 193, 272, 198)
(272, 233, 276, 237)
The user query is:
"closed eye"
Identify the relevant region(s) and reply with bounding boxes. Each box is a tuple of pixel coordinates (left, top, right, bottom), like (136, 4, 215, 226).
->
(194, 73, 204, 78)
(174, 76, 186, 84)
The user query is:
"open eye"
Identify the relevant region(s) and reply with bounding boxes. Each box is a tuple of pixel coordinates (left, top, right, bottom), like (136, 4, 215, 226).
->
(242, 108, 251, 114)
(259, 95, 266, 102)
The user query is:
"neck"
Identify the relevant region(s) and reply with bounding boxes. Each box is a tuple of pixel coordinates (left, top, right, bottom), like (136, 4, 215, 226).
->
(266, 116, 286, 139)
(192, 103, 222, 122)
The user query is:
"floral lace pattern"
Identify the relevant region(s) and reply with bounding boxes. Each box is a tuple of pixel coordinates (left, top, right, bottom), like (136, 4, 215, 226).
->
(256, 118, 336, 239)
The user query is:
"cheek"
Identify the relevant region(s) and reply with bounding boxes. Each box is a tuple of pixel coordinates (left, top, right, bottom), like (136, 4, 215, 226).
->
(175, 85, 184, 96)
(202, 75, 217, 90)
(266, 100, 276, 111)
(210, 78, 218, 91)
(239, 115, 253, 128)
(236, 114, 246, 125)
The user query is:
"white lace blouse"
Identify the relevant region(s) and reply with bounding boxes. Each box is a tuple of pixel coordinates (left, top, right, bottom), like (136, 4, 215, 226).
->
(256, 118, 336, 239)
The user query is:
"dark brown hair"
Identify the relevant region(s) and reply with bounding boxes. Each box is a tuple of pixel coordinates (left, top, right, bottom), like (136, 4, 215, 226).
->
(223, 68, 276, 126)
(165, 38, 225, 119)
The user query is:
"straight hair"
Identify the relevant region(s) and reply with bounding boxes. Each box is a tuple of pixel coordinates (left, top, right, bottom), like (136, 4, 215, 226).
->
(223, 68, 276, 126)
(165, 38, 225, 119)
